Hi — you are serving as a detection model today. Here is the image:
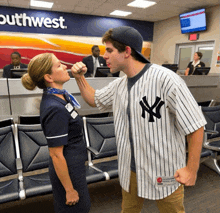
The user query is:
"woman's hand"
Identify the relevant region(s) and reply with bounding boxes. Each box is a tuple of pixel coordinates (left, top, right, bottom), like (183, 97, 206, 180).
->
(71, 62, 87, 78)
(66, 189, 79, 206)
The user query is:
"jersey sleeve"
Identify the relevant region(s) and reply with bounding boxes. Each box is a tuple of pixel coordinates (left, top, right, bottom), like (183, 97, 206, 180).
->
(41, 106, 69, 147)
(95, 77, 122, 112)
(167, 79, 207, 135)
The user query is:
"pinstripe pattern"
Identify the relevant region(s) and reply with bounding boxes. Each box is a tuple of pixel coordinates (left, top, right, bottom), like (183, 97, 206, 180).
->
(95, 64, 206, 200)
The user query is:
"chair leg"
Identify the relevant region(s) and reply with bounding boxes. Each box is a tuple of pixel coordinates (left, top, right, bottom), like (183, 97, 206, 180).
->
(202, 157, 220, 175)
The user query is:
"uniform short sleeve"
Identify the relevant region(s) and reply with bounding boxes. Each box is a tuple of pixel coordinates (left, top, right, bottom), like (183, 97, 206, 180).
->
(167, 79, 207, 135)
(187, 62, 192, 68)
(41, 106, 69, 147)
(95, 77, 122, 112)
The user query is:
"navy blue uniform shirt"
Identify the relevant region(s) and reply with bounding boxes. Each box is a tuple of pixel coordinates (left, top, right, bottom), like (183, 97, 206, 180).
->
(40, 93, 87, 166)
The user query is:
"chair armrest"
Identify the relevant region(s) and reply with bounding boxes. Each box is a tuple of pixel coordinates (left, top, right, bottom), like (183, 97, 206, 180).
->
(203, 137, 220, 152)
(203, 143, 220, 152)
(87, 146, 99, 156)
(16, 158, 26, 200)
(16, 158, 23, 182)
(204, 130, 218, 135)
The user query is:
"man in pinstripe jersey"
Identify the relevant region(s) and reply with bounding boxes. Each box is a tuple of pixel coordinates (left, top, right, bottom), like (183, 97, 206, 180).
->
(71, 26, 206, 213)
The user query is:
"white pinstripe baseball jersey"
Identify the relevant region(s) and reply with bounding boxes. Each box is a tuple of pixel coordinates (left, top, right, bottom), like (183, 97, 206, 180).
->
(94, 63, 207, 200)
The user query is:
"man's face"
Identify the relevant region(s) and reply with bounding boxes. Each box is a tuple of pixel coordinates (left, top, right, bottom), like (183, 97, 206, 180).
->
(11, 54, 21, 66)
(92, 47, 100, 58)
(103, 41, 126, 73)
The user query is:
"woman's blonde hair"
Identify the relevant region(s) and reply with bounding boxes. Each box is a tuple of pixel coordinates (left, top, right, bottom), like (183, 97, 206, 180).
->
(21, 53, 54, 90)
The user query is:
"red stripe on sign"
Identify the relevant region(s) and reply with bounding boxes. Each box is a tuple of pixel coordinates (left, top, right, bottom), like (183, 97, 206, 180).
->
(181, 11, 204, 19)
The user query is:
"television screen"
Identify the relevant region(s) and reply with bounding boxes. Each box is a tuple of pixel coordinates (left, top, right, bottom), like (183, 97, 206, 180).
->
(179, 8, 206, 34)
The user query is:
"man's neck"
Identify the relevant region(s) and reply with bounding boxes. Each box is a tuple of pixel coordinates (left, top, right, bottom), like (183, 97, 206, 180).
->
(125, 60, 147, 78)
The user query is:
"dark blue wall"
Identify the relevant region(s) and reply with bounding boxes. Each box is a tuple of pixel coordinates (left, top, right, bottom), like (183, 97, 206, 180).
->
(0, 6, 154, 41)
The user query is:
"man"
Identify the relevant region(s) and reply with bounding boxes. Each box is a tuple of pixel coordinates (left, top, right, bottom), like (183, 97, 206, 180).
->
(82, 45, 107, 77)
(71, 26, 206, 213)
(3, 52, 28, 78)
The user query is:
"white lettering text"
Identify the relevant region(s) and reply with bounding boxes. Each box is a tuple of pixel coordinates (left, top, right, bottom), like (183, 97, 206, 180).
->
(0, 13, 67, 29)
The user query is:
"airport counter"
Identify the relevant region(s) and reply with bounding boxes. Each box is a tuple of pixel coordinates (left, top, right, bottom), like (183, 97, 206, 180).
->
(1, 74, 220, 123)
(0, 77, 116, 123)
(181, 74, 220, 103)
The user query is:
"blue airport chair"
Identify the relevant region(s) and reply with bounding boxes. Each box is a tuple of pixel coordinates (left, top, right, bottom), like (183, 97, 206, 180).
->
(0, 118, 14, 128)
(18, 115, 40, 125)
(0, 125, 24, 203)
(15, 124, 52, 198)
(83, 116, 118, 182)
(201, 105, 220, 175)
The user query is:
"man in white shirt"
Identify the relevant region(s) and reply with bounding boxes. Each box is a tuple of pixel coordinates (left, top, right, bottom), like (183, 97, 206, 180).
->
(71, 26, 206, 213)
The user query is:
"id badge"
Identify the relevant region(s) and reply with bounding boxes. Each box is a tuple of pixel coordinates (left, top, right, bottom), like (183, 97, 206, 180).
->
(71, 111, 78, 119)
(65, 103, 74, 112)
(156, 176, 178, 187)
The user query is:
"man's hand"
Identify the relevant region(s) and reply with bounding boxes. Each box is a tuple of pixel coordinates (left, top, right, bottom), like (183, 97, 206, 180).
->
(174, 166, 197, 186)
(71, 62, 87, 78)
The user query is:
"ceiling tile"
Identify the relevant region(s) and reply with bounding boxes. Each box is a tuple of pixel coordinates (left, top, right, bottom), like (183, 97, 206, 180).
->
(0, 0, 9, 4)
(1, 0, 219, 22)
(52, 4, 75, 13)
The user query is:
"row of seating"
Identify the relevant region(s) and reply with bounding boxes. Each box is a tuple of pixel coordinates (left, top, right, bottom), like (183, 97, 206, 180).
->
(0, 103, 220, 204)
(0, 116, 118, 204)
(200, 105, 220, 174)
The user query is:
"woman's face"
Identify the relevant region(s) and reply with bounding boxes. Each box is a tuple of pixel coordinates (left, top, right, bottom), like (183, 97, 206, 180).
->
(50, 54, 70, 85)
(194, 53, 200, 61)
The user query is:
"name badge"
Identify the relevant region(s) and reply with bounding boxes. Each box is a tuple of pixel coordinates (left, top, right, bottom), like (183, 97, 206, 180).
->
(71, 111, 78, 119)
(156, 176, 178, 187)
(65, 103, 74, 112)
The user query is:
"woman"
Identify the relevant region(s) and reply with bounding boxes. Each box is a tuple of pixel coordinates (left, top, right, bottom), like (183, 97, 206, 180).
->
(21, 53, 91, 213)
(184, 52, 205, 75)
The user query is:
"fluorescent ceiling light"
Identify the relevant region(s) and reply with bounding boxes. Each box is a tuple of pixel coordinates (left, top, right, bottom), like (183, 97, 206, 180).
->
(110, 10, 132, 17)
(30, 0, 54, 9)
(128, 0, 156, 9)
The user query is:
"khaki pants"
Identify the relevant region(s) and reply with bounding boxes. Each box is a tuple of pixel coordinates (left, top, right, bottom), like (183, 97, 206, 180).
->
(121, 171, 185, 213)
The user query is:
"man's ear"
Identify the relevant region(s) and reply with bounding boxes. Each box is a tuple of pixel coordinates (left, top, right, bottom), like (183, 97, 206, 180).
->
(125, 46, 132, 58)
(44, 74, 53, 83)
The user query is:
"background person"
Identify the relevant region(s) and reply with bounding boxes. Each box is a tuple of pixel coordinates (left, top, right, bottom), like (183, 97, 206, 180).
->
(71, 26, 206, 213)
(82, 45, 107, 77)
(21, 53, 91, 213)
(3, 51, 28, 78)
(184, 52, 205, 75)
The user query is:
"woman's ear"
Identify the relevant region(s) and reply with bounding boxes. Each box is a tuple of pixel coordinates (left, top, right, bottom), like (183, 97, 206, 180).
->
(44, 74, 53, 83)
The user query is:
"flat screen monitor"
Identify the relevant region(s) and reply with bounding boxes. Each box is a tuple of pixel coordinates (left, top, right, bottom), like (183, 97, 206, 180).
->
(179, 8, 206, 34)
(95, 67, 111, 77)
(193, 67, 210, 75)
(10, 68, 28, 78)
(162, 64, 178, 73)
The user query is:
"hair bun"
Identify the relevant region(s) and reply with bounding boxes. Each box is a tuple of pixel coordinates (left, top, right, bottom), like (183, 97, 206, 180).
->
(21, 73, 36, 90)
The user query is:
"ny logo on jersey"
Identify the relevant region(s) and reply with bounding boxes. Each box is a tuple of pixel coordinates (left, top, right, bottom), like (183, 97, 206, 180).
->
(139, 96, 165, 122)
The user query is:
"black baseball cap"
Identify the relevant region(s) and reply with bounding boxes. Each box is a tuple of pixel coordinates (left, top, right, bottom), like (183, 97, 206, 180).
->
(111, 26, 150, 63)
